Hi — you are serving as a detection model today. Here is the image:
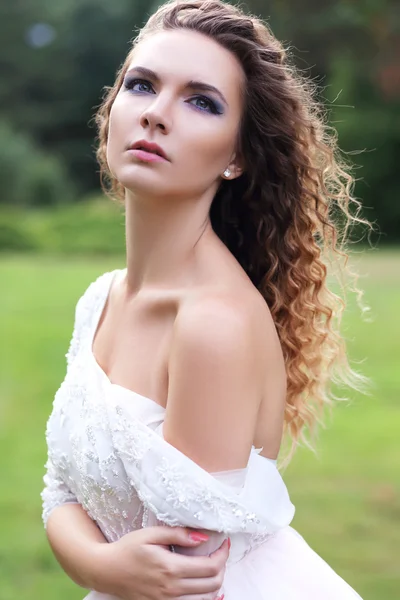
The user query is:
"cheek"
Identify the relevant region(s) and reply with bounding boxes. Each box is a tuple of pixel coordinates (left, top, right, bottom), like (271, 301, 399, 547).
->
(184, 120, 235, 172)
(106, 102, 127, 172)
(105, 125, 117, 178)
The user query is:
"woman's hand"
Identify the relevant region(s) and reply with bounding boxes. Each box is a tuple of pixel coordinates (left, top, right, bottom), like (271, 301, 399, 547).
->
(93, 525, 229, 600)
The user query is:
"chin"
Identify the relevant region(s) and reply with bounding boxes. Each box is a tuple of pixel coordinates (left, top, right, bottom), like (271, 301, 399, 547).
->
(122, 176, 172, 199)
(115, 166, 161, 190)
(114, 165, 189, 199)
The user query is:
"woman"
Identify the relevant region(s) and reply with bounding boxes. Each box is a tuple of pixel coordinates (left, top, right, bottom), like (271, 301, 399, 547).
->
(41, 1, 372, 598)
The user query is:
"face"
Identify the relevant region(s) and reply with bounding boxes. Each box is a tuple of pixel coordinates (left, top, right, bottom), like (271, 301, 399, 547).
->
(106, 29, 244, 201)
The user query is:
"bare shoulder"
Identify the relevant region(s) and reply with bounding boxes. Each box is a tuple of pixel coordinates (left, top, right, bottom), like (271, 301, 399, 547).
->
(173, 288, 256, 352)
(175, 281, 284, 373)
(163, 280, 286, 470)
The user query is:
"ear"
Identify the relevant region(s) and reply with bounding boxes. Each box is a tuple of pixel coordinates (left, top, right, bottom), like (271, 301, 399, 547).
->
(222, 151, 245, 180)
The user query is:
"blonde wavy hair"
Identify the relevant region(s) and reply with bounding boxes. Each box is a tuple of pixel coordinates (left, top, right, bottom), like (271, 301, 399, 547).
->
(95, 0, 374, 465)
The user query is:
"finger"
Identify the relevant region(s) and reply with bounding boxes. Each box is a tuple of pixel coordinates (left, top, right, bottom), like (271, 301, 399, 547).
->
(210, 537, 230, 557)
(176, 591, 223, 600)
(175, 573, 225, 597)
(171, 539, 229, 579)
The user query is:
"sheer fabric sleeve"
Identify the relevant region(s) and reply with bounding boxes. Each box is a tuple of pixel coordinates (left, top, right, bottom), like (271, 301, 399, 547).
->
(145, 467, 248, 557)
(106, 407, 295, 539)
(40, 290, 86, 528)
(41, 455, 80, 528)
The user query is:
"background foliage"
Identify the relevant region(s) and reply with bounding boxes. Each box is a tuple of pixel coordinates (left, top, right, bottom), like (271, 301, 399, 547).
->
(0, 0, 399, 241)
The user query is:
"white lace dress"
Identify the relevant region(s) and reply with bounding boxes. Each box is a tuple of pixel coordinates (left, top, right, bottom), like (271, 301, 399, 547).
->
(41, 269, 363, 599)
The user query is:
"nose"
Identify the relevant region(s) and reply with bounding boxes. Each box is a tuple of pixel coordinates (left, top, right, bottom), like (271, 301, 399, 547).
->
(139, 94, 172, 134)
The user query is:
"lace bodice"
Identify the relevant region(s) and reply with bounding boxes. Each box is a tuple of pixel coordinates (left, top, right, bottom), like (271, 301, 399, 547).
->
(41, 269, 295, 566)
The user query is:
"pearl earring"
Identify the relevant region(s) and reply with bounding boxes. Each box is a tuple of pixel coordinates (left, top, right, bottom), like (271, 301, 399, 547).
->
(223, 168, 231, 177)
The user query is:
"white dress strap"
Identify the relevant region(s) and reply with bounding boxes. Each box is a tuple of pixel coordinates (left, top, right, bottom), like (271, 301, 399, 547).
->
(64, 270, 116, 370)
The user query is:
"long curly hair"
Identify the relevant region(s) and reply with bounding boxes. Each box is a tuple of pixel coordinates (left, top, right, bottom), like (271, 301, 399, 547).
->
(95, 0, 374, 465)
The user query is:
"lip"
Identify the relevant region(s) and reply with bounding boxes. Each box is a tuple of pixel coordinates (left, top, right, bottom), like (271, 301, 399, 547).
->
(128, 148, 168, 163)
(128, 139, 169, 161)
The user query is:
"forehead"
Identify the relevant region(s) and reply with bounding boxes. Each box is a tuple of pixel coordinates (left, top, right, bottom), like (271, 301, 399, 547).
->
(128, 29, 244, 102)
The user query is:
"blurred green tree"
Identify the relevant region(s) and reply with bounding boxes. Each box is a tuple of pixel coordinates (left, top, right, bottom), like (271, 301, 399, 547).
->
(0, 0, 398, 241)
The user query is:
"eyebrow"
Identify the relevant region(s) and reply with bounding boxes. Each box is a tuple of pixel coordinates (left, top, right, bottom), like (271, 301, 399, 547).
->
(125, 66, 228, 107)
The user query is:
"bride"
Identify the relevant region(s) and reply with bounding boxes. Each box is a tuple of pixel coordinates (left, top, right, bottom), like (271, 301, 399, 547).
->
(41, 1, 372, 598)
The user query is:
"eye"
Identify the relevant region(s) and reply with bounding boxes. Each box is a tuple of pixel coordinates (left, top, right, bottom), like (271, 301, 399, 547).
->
(188, 95, 223, 115)
(124, 77, 155, 94)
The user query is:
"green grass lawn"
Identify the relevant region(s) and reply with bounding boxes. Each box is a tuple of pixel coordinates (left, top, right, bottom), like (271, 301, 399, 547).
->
(0, 249, 399, 599)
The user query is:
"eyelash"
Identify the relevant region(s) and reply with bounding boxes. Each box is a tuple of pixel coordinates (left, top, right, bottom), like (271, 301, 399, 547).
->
(123, 77, 223, 115)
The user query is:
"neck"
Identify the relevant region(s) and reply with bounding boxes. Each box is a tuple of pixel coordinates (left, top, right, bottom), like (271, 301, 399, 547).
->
(123, 189, 216, 296)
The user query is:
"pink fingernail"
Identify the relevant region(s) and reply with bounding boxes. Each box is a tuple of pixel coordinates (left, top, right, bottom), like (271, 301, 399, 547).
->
(189, 532, 209, 542)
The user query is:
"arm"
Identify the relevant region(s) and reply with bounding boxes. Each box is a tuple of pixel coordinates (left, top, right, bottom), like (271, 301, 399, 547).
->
(41, 453, 108, 589)
(158, 295, 285, 555)
(163, 296, 272, 473)
(45, 503, 108, 590)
